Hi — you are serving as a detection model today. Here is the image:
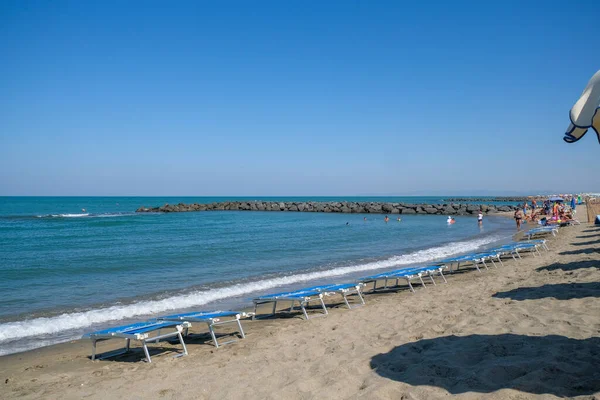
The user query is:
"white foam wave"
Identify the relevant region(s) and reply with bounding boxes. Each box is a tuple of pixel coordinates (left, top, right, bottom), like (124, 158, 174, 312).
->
(37, 213, 133, 219)
(0, 235, 501, 346)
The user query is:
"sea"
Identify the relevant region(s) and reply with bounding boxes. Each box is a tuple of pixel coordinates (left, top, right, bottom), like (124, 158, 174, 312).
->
(0, 196, 520, 356)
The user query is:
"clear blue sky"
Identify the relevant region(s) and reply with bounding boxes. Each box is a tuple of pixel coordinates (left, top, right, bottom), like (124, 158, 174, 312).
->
(1, 0, 599, 196)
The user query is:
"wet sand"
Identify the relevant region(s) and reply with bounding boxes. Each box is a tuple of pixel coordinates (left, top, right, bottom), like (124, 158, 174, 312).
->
(1, 210, 599, 399)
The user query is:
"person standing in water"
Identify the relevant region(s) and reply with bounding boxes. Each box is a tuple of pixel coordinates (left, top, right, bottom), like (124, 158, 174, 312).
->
(384, 215, 389, 223)
(514, 208, 524, 229)
(477, 211, 483, 226)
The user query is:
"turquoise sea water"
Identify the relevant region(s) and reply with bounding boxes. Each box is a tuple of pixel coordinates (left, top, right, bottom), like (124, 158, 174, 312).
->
(0, 197, 518, 355)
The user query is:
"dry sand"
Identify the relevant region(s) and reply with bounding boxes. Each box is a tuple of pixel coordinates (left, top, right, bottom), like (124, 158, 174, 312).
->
(1, 212, 599, 400)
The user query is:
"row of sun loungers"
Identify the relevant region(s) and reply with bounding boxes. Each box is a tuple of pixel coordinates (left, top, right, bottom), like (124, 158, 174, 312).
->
(85, 235, 557, 363)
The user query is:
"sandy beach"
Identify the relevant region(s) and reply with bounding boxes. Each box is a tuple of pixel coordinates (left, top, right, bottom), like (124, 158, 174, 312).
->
(1, 212, 599, 400)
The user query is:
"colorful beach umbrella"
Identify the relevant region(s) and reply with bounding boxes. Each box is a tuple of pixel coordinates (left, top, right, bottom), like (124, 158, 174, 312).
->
(564, 70, 600, 144)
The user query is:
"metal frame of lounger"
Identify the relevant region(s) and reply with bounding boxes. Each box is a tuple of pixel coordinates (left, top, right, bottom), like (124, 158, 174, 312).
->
(440, 253, 501, 273)
(88, 320, 191, 363)
(252, 289, 328, 320)
(524, 239, 549, 251)
(159, 311, 246, 348)
(438, 254, 481, 273)
(526, 227, 558, 239)
(489, 246, 521, 261)
(493, 242, 541, 259)
(362, 265, 447, 293)
(361, 267, 425, 291)
(513, 242, 542, 257)
(301, 283, 366, 309)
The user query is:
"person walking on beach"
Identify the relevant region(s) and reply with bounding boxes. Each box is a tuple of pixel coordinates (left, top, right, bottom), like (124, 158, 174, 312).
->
(514, 208, 524, 229)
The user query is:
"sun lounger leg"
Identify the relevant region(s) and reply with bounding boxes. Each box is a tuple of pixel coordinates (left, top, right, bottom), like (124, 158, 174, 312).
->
(252, 302, 258, 320)
(342, 292, 351, 309)
(474, 263, 481, 273)
(418, 276, 426, 288)
(289, 300, 295, 313)
(357, 288, 366, 305)
(300, 302, 309, 320)
(91, 339, 97, 361)
(319, 297, 328, 316)
(236, 318, 246, 339)
(272, 301, 277, 315)
(407, 280, 415, 293)
(209, 324, 220, 348)
(439, 270, 448, 283)
(497, 257, 504, 267)
(384, 278, 388, 289)
(142, 340, 152, 363)
(178, 331, 188, 355)
(126, 338, 130, 352)
(429, 274, 436, 285)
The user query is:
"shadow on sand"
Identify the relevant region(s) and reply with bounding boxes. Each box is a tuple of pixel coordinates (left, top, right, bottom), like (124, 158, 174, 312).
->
(370, 334, 600, 397)
(572, 239, 600, 246)
(559, 247, 600, 256)
(582, 228, 600, 233)
(536, 260, 600, 272)
(492, 282, 600, 301)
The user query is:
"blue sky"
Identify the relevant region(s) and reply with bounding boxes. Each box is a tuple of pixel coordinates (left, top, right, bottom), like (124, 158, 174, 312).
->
(1, 0, 599, 196)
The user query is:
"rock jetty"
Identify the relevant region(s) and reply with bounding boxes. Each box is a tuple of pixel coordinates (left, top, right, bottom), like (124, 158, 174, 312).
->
(136, 201, 518, 215)
(442, 197, 529, 202)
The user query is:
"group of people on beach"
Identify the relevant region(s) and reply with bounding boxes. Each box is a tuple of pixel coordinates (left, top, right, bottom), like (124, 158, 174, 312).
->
(513, 195, 578, 229)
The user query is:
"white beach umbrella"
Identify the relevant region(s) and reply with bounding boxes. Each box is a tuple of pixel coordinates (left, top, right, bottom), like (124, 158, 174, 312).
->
(564, 69, 600, 144)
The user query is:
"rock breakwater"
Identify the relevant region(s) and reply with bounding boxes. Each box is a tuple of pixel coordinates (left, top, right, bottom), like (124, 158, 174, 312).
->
(136, 201, 518, 215)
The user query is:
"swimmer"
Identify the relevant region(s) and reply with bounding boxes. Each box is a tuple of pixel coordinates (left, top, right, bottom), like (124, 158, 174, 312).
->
(82, 208, 86, 212)
(447, 216, 455, 225)
(363, 217, 367, 222)
(397, 217, 401, 222)
(384, 215, 389, 223)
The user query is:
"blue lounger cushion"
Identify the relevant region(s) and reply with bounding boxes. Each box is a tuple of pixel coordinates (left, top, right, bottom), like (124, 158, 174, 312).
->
(88, 320, 183, 337)
(159, 311, 241, 321)
(255, 289, 322, 300)
(361, 267, 425, 281)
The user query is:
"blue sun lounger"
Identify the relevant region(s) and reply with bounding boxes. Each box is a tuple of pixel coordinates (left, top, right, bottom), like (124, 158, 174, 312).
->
(252, 283, 365, 320)
(252, 288, 328, 320)
(299, 283, 366, 309)
(361, 267, 425, 291)
(439, 252, 502, 273)
(158, 311, 246, 348)
(526, 226, 559, 239)
(87, 320, 190, 363)
(523, 239, 550, 251)
(362, 265, 447, 293)
(490, 242, 541, 259)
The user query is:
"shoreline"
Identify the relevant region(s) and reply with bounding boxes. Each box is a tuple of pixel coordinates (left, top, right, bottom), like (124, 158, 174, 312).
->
(2, 209, 598, 398)
(0, 215, 515, 358)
